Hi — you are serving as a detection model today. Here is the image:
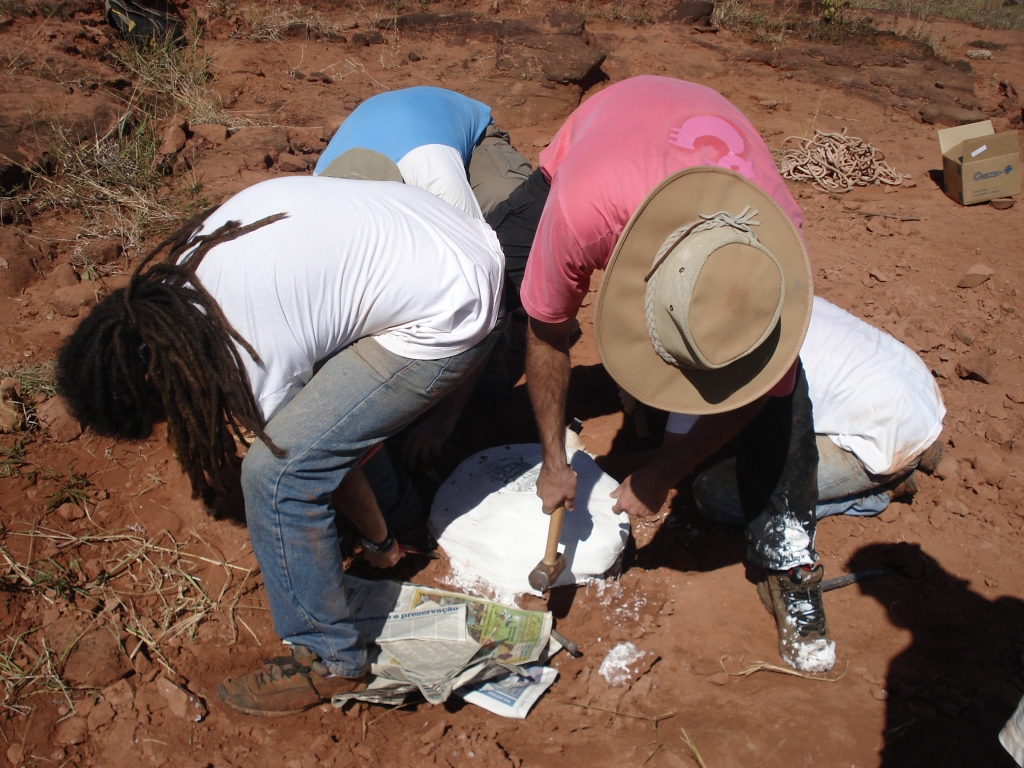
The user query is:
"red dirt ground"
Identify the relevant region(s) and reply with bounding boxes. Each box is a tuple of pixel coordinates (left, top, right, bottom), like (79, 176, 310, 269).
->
(2, 2, 1024, 766)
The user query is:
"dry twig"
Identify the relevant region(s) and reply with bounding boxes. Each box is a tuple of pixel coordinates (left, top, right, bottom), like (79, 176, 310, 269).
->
(720, 655, 849, 683)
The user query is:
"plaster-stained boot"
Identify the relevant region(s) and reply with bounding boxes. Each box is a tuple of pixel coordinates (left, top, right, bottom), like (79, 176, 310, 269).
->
(757, 564, 836, 673)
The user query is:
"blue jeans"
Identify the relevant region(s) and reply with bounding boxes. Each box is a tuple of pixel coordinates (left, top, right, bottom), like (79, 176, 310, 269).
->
(241, 330, 498, 677)
(695, 436, 918, 527)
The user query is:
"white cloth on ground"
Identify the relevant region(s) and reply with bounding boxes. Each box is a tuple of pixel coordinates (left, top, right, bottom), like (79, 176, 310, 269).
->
(187, 176, 504, 422)
(666, 297, 945, 475)
(397, 144, 485, 220)
(429, 444, 630, 602)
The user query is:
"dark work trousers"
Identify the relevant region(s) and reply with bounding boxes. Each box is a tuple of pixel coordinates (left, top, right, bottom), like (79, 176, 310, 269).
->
(735, 359, 820, 571)
(485, 167, 551, 312)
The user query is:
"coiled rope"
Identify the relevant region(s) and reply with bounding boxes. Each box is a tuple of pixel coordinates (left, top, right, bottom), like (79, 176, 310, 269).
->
(778, 128, 908, 193)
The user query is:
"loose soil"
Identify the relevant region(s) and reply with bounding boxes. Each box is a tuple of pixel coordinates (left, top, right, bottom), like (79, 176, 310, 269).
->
(2, 2, 1024, 767)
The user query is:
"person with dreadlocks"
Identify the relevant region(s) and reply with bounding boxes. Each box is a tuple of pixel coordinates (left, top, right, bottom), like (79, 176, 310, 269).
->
(57, 174, 504, 716)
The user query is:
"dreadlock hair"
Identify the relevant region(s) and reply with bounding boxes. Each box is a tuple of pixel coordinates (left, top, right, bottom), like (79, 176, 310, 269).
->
(57, 208, 288, 507)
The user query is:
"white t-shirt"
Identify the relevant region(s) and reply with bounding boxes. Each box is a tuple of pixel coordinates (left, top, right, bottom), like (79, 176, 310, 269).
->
(666, 297, 945, 476)
(186, 176, 503, 422)
(397, 144, 485, 221)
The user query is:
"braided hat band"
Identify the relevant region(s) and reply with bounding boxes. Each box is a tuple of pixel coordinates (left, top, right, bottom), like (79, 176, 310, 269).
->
(644, 207, 786, 371)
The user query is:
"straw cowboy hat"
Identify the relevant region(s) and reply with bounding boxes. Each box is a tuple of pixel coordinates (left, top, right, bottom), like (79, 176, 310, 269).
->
(320, 147, 404, 183)
(594, 166, 813, 415)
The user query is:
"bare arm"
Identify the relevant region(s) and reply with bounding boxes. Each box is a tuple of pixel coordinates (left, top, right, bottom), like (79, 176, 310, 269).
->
(331, 464, 402, 567)
(611, 396, 769, 517)
(526, 315, 578, 512)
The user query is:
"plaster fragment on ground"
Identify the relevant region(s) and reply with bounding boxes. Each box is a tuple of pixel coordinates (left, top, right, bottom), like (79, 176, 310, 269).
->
(598, 642, 648, 687)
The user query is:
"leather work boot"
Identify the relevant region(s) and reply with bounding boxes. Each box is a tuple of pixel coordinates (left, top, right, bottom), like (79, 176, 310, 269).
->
(217, 645, 368, 717)
(757, 564, 836, 674)
(886, 470, 919, 501)
(916, 440, 944, 475)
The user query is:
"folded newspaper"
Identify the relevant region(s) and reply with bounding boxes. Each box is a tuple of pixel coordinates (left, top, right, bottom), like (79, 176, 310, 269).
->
(331, 577, 559, 712)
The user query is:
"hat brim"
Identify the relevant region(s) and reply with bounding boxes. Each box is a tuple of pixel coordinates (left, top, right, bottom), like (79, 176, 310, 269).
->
(594, 166, 812, 415)
(319, 147, 404, 183)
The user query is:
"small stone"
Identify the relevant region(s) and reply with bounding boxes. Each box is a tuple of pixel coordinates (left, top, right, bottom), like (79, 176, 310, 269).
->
(103, 678, 135, 709)
(932, 455, 960, 481)
(421, 721, 448, 744)
(953, 326, 974, 346)
(55, 717, 89, 745)
(35, 398, 82, 443)
(52, 262, 79, 288)
(940, 496, 969, 517)
(987, 421, 1015, 446)
(53, 283, 98, 317)
(6, 744, 23, 765)
(63, 630, 130, 687)
(871, 687, 888, 701)
(869, 269, 889, 282)
(353, 745, 374, 760)
(276, 152, 311, 173)
(991, 198, 1016, 210)
(156, 676, 207, 721)
(973, 448, 1008, 487)
(57, 502, 85, 521)
(190, 123, 229, 145)
(158, 123, 187, 155)
(958, 263, 994, 289)
(956, 350, 996, 384)
(80, 240, 123, 265)
(87, 700, 115, 731)
(707, 672, 729, 686)
(935, 81, 945, 88)
(843, 201, 862, 210)
(408, 51, 421, 61)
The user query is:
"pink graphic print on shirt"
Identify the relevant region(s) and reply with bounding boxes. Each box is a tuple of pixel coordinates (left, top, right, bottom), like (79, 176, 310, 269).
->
(668, 115, 755, 179)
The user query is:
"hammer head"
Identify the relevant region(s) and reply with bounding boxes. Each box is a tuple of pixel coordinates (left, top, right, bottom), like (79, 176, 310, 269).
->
(528, 553, 567, 593)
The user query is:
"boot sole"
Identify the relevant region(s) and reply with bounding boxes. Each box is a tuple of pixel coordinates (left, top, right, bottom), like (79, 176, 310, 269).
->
(216, 683, 322, 718)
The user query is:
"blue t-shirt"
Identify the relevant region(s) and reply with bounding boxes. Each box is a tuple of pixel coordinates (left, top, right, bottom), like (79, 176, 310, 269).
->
(314, 87, 493, 174)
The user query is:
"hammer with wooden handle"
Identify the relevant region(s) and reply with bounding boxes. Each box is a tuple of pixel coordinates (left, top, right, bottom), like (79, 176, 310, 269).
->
(528, 505, 567, 593)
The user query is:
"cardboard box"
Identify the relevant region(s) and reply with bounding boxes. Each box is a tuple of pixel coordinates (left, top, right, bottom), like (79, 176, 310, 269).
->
(938, 120, 1020, 205)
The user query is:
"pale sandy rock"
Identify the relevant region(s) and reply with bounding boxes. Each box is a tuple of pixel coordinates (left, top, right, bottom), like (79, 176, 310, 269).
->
(156, 676, 207, 721)
(958, 263, 994, 289)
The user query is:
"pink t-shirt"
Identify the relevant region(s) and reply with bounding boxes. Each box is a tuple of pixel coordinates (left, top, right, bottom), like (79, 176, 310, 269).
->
(519, 76, 806, 398)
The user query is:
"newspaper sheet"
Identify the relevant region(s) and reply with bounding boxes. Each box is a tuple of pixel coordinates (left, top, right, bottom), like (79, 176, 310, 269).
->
(331, 577, 555, 709)
(457, 665, 559, 719)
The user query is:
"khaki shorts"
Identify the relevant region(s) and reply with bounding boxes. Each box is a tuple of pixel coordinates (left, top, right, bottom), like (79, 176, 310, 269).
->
(468, 125, 533, 218)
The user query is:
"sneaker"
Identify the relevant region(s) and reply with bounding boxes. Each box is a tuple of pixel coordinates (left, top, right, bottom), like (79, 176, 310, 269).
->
(216, 645, 368, 717)
(757, 564, 836, 673)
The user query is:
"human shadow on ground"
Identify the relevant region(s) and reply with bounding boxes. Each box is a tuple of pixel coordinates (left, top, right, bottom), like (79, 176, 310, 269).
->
(847, 541, 1024, 768)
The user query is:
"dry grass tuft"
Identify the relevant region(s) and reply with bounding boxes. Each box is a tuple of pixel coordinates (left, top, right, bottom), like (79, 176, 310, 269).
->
(851, 0, 1024, 31)
(231, 0, 342, 41)
(0, 519, 261, 712)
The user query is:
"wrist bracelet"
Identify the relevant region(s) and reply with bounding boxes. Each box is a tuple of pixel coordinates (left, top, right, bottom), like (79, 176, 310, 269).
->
(360, 530, 395, 555)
